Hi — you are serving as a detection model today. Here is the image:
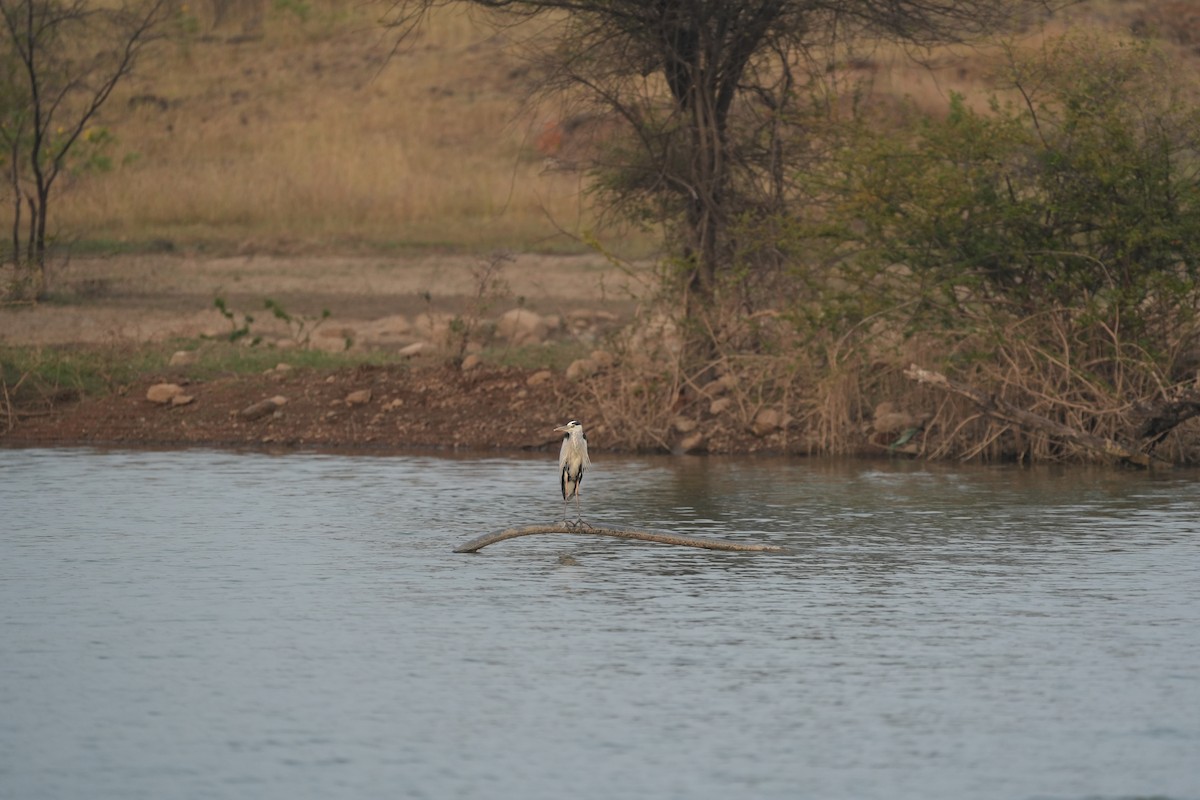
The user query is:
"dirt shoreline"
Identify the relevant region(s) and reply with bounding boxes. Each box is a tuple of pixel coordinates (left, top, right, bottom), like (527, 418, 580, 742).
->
(0, 362, 816, 456)
(1, 253, 816, 456)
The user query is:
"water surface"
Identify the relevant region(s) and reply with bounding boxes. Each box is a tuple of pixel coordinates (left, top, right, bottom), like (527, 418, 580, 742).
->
(2, 448, 1198, 799)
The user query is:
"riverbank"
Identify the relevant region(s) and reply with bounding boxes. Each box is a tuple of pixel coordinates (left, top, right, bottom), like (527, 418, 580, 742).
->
(0, 360, 808, 456)
(0, 252, 810, 456)
(6, 252, 1195, 462)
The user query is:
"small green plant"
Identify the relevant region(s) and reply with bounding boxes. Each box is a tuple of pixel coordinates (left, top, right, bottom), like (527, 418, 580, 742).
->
(420, 251, 513, 365)
(263, 298, 336, 348)
(212, 296, 337, 349)
(213, 296, 259, 345)
(272, 0, 312, 22)
(172, 5, 202, 36)
(450, 251, 512, 364)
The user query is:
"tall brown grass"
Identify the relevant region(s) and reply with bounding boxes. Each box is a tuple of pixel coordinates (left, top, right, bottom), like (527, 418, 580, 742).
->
(52, 1, 1139, 256)
(55, 3, 620, 253)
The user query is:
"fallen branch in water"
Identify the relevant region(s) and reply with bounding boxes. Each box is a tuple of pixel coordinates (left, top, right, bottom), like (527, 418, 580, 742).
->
(905, 364, 1172, 469)
(1134, 393, 1200, 449)
(454, 523, 785, 553)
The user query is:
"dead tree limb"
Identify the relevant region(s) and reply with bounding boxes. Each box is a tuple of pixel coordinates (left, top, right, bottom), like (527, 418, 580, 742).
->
(1135, 395, 1200, 448)
(904, 364, 1172, 469)
(454, 524, 785, 553)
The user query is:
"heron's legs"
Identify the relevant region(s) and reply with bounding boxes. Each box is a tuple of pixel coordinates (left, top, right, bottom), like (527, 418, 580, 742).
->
(561, 490, 585, 528)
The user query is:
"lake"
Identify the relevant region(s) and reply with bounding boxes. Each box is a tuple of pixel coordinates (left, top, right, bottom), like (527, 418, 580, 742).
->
(2, 447, 1198, 799)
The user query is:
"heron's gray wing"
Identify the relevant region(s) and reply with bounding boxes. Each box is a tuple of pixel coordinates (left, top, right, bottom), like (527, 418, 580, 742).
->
(581, 435, 591, 468)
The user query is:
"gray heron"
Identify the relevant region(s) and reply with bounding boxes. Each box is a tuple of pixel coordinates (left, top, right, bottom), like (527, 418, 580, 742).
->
(554, 419, 591, 524)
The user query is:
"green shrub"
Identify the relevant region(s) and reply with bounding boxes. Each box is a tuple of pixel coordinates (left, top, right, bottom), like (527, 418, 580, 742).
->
(833, 36, 1200, 339)
(778, 34, 1200, 462)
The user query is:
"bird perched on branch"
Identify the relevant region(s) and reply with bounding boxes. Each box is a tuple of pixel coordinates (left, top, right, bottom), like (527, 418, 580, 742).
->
(554, 419, 591, 524)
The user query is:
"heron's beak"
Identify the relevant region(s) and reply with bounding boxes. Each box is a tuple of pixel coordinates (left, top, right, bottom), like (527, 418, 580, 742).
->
(553, 424, 567, 433)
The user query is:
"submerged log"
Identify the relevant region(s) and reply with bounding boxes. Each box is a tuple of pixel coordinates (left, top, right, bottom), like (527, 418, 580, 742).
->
(905, 364, 1172, 469)
(454, 523, 785, 553)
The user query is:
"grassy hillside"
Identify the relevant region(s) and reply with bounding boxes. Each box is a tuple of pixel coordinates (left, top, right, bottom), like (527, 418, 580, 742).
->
(58, 3, 613, 255)
(53, 0, 1198, 257)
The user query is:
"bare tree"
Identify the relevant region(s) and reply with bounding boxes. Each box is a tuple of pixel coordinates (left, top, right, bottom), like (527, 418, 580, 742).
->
(392, 1, 1057, 315)
(0, 0, 169, 299)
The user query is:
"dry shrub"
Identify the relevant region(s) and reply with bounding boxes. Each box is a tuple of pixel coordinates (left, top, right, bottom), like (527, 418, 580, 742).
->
(577, 303, 685, 451)
(904, 308, 1200, 464)
(576, 283, 1200, 462)
(579, 295, 827, 453)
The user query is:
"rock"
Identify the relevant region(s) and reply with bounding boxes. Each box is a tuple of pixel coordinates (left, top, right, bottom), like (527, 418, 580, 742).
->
(412, 312, 454, 346)
(382, 398, 404, 412)
(673, 416, 698, 433)
(567, 308, 619, 324)
(627, 311, 684, 360)
(461, 353, 483, 371)
(709, 397, 733, 415)
(527, 369, 553, 387)
(398, 341, 433, 358)
(170, 394, 195, 407)
(751, 407, 787, 437)
(168, 350, 196, 367)
(565, 358, 597, 381)
(240, 395, 287, 421)
(345, 389, 372, 407)
(705, 379, 728, 397)
(310, 332, 352, 353)
(872, 401, 920, 434)
(677, 431, 706, 453)
(264, 362, 293, 379)
(495, 308, 547, 346)
(146, 383, 184, 404)
(590, 349, 615, 369)
(355, 315, 411, 346)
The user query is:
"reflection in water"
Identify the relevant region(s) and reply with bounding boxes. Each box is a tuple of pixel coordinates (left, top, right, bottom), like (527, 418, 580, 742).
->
(2, 448, 1199, 800)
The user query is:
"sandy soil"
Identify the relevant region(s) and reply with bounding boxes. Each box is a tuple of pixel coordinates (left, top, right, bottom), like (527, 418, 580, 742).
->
(0, 251, 645, 346)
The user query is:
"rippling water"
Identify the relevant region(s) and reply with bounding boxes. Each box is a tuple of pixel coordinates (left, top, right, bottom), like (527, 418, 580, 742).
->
(2, 448, 1198, 800)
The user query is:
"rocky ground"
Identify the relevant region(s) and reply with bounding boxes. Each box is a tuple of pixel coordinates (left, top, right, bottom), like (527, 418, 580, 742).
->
(1, 251, 810, 455)
(5, 360, 589, 453)
(0, 252, 626, 450)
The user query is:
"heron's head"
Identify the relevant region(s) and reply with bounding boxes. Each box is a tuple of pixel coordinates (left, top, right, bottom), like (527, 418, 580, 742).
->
(554, 419, 583, 434)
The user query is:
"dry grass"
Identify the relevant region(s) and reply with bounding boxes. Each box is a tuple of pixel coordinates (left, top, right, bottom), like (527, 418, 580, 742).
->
(829, 3, 1180, 119)
(52, 1, 1168, 256)
(55, 3, 627, 253)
